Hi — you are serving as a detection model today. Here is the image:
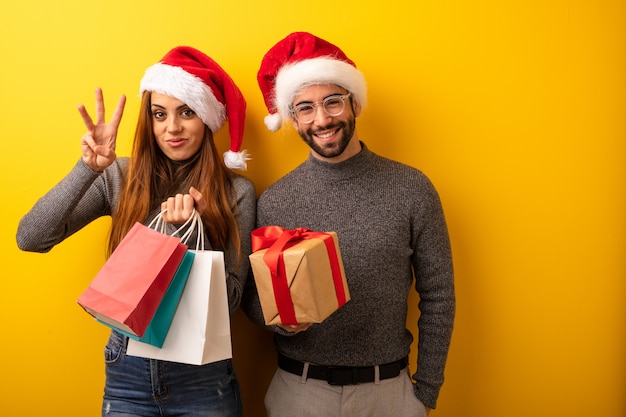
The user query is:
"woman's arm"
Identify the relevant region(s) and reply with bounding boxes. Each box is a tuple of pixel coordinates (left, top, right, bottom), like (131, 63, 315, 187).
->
(16, 159, 125, 253)
(225, 175, 256, 314)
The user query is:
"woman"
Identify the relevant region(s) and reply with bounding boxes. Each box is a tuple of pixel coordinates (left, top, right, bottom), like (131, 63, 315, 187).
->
(16, 46, 256, 417)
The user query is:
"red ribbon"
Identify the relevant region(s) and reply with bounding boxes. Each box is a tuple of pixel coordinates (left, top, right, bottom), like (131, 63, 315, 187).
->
(251, 226, 348, 325)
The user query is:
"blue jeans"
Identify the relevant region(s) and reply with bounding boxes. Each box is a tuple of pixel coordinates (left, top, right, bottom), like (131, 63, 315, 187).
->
(102, 331, 242, 417)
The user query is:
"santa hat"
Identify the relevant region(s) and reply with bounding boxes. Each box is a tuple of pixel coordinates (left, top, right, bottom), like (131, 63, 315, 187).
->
(257, 32, 367, 132)
(140, 46, 249, 170)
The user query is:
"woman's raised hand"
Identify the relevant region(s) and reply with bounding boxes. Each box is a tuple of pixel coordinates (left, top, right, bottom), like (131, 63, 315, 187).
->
(78, 87, 126, 172)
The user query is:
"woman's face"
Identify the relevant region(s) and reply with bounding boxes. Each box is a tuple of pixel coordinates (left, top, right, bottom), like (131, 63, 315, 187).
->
(151, 92, 206, 161)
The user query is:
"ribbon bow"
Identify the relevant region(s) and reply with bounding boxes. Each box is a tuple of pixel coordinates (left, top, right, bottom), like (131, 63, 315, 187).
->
(251, 226, 348, 325)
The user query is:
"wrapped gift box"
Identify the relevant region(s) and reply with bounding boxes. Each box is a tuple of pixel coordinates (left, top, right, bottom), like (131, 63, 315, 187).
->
(249, 227, 350, 325)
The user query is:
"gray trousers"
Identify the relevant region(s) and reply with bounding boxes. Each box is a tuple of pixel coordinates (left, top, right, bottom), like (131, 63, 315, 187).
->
(264, 367, 428, 417)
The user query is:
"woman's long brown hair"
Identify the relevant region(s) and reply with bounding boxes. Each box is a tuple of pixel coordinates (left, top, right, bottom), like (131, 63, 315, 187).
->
(108, 91, 240, 260)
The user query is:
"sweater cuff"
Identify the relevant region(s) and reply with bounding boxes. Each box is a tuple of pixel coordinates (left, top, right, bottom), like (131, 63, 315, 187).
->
(414, 381, 440, 410)
(78, 157, 106, 174)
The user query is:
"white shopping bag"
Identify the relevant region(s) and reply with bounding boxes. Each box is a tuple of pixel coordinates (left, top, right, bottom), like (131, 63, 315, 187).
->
(127, 211, 232, 365)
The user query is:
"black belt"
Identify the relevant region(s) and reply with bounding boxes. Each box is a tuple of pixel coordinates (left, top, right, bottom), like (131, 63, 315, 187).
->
(277, 353, 408, 386)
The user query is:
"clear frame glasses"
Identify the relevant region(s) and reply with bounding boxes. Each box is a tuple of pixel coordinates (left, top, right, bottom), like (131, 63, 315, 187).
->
(290, 93, 351, 124)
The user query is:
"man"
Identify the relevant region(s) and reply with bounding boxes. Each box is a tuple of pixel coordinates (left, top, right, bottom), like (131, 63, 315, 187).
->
(242, 32, 455, 417)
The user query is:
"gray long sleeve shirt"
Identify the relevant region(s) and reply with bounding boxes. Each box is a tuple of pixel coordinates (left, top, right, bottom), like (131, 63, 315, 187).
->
(16, 157, 257, 313)
(242, 143, 455, 409)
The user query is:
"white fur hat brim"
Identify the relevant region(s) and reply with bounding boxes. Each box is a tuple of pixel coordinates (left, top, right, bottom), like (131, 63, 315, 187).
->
(140, 63, 226, 133)
(271, 57, 367, 127)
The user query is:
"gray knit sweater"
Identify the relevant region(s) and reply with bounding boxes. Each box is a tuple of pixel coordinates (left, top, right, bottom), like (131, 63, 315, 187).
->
(16, 157, 257, 313)
(241, 143, 454, 409)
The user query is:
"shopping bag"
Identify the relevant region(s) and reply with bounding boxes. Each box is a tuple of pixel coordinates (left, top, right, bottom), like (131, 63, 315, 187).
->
(127, 210, 232, 365)
(77, 220, 188, 337)
(98, 250, 195, 347)
(95, 211, 196, 346)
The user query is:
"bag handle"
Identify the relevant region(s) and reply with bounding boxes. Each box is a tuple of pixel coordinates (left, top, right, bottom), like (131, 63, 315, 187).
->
(148, 209, 194, 233)
(175, 210, 205, 251)
(147, 209, 168, 233)
(148, 209, 203, 250)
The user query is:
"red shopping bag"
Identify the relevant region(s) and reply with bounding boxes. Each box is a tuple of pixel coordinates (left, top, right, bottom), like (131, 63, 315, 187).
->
(77, 222, 187, 337)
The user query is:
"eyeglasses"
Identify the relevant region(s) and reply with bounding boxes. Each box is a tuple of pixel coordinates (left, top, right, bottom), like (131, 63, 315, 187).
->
(290, 93, 351, 124)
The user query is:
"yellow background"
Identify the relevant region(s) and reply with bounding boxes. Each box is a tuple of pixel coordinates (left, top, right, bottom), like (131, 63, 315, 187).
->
(1, 1, 624, 416)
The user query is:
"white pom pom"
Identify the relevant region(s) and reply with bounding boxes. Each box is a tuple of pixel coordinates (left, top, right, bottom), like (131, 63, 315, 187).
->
(264, 113, 283, 132)
(223, 150, 250, 170)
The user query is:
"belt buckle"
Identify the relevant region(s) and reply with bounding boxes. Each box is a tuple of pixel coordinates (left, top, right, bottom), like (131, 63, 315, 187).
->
(326, 366, 358, 386)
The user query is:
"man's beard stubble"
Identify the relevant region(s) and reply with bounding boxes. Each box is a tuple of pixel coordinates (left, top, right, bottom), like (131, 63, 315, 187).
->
(297, 116, 356, 159)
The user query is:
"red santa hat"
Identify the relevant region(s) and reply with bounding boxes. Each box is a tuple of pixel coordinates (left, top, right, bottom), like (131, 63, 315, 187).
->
(257, 32, 367, 132)
(140, 46, 249, 170)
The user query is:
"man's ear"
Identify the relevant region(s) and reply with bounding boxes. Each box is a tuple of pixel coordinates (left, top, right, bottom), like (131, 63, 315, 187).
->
(353, 100, 362, 117)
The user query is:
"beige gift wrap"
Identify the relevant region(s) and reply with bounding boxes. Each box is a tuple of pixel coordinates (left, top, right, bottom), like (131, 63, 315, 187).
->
(249, 226, 350, 325)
